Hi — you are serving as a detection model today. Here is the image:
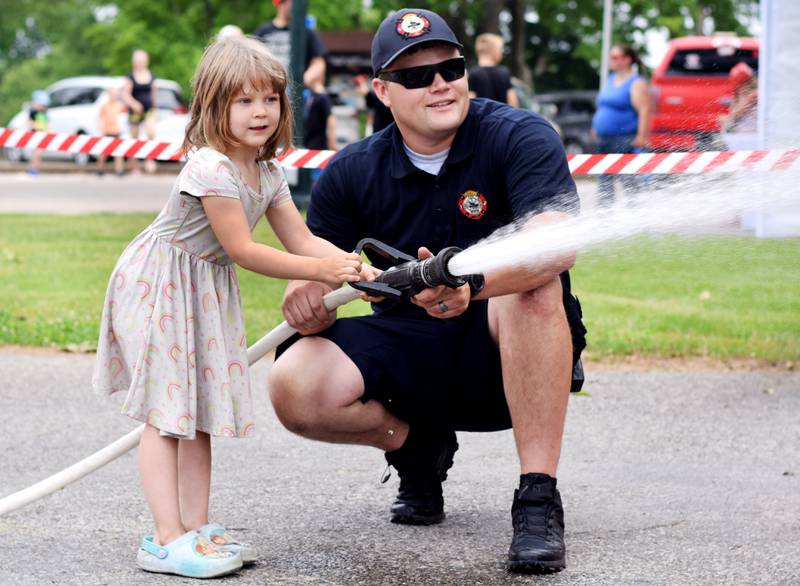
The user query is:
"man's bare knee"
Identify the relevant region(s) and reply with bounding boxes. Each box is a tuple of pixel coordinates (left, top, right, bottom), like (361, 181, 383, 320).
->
(518, 277, 564, 317)
(269, 362, 314, 436)
(489, 278, 565, 342)
(268, 337, 365, 438)
(268, 342, 326, 436)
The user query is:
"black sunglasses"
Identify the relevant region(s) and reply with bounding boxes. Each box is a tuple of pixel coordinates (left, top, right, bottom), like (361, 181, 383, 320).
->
(378, 57, 466, 89)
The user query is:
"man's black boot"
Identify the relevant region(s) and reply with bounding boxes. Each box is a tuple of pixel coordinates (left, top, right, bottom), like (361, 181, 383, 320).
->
(507, 473, 566, 574)
(384, 427, 458, 525)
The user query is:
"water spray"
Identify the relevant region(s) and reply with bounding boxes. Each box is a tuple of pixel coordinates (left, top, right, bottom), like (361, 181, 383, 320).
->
(448, 170, 800, 278)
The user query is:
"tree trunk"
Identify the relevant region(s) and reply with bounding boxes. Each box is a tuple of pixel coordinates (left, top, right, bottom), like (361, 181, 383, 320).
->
(441, 9, 472, 64)
(202, 0, 214, 38)
(483, 0, 504, 34)
(507, 0, 533, 89)
(695, 2, 709, 35)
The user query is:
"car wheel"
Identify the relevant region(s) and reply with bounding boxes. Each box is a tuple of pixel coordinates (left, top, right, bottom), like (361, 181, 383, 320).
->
(72, 131, 92, 167)
(73, 151, 91, 167)
(564, 140, 586, 155)
(4, 147, 27, 163)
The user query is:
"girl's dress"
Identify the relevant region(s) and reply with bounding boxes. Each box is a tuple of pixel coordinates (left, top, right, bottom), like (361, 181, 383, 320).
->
(92, 147, 290, 439)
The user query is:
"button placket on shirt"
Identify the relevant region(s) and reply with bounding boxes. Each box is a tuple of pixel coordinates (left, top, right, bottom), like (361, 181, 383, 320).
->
(431, 175, 449, 240)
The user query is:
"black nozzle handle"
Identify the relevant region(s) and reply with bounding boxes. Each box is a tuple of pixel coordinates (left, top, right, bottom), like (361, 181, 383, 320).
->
(416, 246, 465, 290)
(350, 240, 465, 302)
(354, 238, 415, 264)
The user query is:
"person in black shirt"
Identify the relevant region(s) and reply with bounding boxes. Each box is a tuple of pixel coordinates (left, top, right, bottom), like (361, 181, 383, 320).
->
(122, 49, 158, 174)
(468, 33, 519, 107)
(270, 9, 585, 575)
(303, 71, 336, 151)
(254, 0, 327, 89)
(355, 74, 395, 134)
(365, 88, 395, 133)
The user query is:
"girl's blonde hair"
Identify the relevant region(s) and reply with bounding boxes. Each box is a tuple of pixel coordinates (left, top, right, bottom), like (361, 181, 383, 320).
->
(183, 36, 293, 161)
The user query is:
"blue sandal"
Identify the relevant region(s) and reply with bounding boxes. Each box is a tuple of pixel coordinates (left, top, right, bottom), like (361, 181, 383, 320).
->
(137, 531, 243, 578)
(198, 523, 257, 564)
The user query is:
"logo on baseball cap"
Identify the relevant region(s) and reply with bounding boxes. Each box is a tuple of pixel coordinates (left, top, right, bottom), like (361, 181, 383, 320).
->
(372, 8, 463, 75)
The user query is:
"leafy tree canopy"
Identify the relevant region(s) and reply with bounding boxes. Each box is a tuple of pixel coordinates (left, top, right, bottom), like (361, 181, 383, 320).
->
(1, 0, 757, 124)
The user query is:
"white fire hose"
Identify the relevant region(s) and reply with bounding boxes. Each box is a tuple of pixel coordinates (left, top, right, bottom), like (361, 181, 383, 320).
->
(0, 286, 362, 517)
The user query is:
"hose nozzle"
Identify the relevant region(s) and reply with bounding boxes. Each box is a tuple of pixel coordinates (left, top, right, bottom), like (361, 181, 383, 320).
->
(351, 239, 467, 301)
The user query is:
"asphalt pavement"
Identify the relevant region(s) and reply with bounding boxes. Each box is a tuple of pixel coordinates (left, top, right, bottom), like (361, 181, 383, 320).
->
(0, 169, 178, 214)
(0, 348, 798, 585)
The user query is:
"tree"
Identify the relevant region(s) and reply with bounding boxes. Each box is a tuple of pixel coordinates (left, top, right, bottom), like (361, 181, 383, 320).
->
(0, 0, 759, 126)
(0, 0, 102, 125)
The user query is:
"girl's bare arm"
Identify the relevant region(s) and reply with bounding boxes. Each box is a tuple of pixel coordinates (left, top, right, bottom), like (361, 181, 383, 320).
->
(202, 196, 360, 287)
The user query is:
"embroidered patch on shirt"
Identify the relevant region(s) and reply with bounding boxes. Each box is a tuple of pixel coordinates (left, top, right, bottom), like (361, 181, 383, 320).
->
(458, 190, 487, 220)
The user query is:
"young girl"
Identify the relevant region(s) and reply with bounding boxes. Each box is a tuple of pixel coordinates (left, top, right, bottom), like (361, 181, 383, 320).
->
(92, 37, 362, 579)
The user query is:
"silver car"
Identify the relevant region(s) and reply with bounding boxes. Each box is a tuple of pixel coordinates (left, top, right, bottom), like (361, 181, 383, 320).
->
(4, 75, 189, 165)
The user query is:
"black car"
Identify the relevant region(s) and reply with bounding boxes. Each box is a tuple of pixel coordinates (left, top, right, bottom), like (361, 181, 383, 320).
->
(532, 90, 597, 155)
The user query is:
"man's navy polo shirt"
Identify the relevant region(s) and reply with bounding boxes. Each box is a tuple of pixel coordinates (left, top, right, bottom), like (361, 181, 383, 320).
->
(307, 98, 577, 270)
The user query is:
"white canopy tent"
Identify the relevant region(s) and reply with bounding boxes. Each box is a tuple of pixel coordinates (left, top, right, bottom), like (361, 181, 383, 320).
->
(755, 0, 800, 236)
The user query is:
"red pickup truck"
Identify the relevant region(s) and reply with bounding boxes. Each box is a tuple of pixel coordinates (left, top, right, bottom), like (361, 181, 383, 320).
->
(649, 36, 759, 151)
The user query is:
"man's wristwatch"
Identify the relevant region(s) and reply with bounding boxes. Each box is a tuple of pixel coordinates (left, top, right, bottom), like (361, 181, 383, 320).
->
(466, 273, 485, 298)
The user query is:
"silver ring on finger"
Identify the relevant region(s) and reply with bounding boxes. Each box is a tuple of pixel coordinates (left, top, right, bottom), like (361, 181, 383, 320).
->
(438, 301, 448, 313)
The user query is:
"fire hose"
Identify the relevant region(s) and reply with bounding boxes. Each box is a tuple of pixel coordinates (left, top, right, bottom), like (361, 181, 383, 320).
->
(0, 240, 472, 516)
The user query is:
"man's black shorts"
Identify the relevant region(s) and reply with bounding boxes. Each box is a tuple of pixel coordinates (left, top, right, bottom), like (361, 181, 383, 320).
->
(276, 274, 587, 432)
(279, 300, 509, 431)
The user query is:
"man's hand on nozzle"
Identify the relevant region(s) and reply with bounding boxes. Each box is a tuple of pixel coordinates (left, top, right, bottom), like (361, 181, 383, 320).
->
(411, 246, 470, 319)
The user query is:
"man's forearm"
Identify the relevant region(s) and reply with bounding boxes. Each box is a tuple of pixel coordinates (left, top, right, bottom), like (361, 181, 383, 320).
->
(473, 255, 574, 300)
(471, 211, 576, 300)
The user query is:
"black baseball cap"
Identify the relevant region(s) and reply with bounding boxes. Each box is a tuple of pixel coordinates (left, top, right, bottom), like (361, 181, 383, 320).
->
(371, 9, 463, 75)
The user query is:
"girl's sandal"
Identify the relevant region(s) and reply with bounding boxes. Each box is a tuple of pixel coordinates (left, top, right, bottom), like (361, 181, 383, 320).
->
(198, 523, 258, 564)
(137, 531, 243, 578)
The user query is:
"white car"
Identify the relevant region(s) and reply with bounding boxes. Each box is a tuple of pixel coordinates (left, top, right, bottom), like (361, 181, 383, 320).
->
(4, 75, 189, 165)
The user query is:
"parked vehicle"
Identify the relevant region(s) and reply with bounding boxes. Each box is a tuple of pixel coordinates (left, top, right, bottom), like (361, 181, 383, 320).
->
(531, 91, 597, 154)
(510, 78, 562, 138)
(4, 76, 189, 165)
(649, 35, 759, 151)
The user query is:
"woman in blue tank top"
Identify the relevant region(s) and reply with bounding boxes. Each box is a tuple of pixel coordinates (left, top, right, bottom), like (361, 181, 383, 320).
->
(591, 45, 651, 206)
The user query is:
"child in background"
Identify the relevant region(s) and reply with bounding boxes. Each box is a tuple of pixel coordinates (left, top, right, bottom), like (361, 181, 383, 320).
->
(468, 33, 519, 107)
(96, 86, 126, 177)
(303, 69, 336, 152)
(27, 90, 49, 176)
(303, 68, 336, 184)
(92, 37, 362, 579)
(721, 62, 758, 135)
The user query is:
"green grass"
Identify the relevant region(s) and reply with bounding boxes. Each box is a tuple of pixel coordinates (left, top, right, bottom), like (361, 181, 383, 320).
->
(1, 214, 798, 361)
(0, 213, 368, 349)
(571, 237, 800, 361)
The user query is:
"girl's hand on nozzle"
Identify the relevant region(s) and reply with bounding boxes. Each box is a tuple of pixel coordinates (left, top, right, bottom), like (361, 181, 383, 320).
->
(356, 263, 385, 303)
(317, 252, 362, 287)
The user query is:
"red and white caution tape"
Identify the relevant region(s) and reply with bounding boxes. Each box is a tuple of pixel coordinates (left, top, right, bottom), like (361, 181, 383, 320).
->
(0, 128, 335, 169)
(0, 128, 185, 162)
(2, 128, 799, 174)
(567, 149, 800, 174)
